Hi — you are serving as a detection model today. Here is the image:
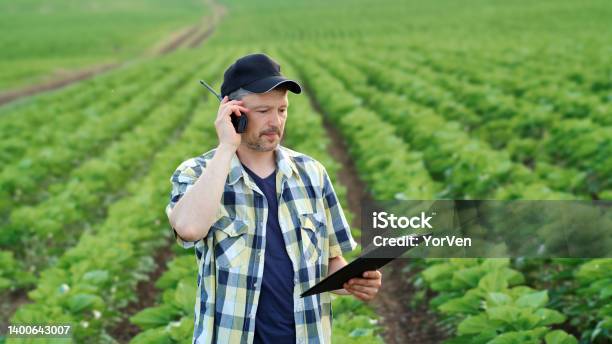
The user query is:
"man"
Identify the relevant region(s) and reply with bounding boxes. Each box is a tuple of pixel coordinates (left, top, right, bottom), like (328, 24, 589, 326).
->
(166, 53, 382, 344)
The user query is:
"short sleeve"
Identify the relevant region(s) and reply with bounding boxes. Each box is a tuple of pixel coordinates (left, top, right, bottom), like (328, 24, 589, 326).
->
(166, 159, 202, 249)
(321, 166, 358, 259)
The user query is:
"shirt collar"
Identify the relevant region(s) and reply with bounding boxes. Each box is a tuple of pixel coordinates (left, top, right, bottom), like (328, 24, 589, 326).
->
(227, 145, 298, 186)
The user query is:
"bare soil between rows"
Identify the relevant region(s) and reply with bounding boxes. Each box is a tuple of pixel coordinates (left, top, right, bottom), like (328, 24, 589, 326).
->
(108, 242, 175, 343)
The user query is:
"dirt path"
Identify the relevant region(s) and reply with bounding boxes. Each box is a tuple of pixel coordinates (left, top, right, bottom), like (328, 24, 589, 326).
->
(374, 260, 450, 343)
(108, 241, 175, 343)
(0, 0, 226, 107)
(188, 0, 227, 48)
(0, 289, 29, 337)
(0, 63, 120, 106)
(156, 25, 202, 55)
(320, 111, 370, 230)
(303, 88, 449, 343)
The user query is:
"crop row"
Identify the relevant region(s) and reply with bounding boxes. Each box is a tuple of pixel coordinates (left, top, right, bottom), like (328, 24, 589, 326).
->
(310, 47, 611, 341)
(338, 50, 609, 197)
(421, 259, 579, 344)
(0, 57, 200, 218)
(0, 56, 222, 295)
(373, 50, 611, 195)
(360, 40, 610, 104)
(408, 46, 611, 118)
(0, 59, 158, 166)
(421, 256, 612, 342)
(1, 57, 205, 254)
(299, 47, 573, 201)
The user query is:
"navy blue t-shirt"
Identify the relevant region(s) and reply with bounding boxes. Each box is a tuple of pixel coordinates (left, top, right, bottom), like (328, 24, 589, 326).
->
(242, 163, 296, 343)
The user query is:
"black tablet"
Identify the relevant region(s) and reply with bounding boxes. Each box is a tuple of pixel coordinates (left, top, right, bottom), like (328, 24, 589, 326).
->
(300, 234, 430, 297)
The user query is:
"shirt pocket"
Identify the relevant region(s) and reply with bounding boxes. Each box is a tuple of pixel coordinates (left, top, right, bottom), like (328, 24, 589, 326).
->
(299, 212, 324, 266)
(212, 216, 249, 269)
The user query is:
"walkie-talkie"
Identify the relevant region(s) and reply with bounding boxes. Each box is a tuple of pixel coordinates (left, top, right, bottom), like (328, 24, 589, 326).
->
(199, 80, 248, 133)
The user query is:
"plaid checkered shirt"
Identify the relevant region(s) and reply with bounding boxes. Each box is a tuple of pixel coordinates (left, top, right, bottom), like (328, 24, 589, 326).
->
(166, 145, 358, 344)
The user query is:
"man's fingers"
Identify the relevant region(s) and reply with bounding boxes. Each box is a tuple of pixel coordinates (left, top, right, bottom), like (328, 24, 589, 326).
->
(225, 99, 244, 106)
(225, 104, 248, 114)
(219, 99, 242, 112)
(363, 270, 381, 279)
(217, 104, 249, 121)
(344, 282, 377, 295)
(348, 277, 381, 288)
(349, 289, 373, 301)
(230, 105, 249, 116)
(233, 105, 250, 117)
(347, 284, 378, 295)
(233, 105, 249, 113)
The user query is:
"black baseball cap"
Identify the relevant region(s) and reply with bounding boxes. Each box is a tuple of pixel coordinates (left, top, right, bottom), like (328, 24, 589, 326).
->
(220, 53, 302, 98)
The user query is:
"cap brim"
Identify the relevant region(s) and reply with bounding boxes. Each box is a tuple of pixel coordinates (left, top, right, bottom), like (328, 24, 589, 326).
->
(243, 76, 302, 95)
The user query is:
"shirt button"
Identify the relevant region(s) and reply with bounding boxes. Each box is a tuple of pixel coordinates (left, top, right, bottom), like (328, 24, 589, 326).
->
(258, 251, 262, 257)
(294, 277, 298, 284)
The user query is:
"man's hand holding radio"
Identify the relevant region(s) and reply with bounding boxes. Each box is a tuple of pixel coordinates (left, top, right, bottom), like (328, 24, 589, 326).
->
(170, 95, 249, 242)
(215, 95, 249, 149)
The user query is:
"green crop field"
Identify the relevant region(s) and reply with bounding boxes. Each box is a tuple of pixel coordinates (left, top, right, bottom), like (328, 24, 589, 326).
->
(1, 0, 611, 343)
(0, 0, 208, 90)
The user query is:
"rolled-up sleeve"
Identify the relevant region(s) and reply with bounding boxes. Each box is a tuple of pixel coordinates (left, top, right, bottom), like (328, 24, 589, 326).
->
(321, 166, 358, 258)
(166, 160, 202, 249)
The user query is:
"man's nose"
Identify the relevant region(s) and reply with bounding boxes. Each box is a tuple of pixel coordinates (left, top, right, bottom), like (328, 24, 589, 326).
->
(269, 110, 283, 126)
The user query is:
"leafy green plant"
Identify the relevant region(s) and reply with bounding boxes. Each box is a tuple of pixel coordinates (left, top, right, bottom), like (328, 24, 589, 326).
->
(422, 259, 577, 344)
(572, 259, 612, 342)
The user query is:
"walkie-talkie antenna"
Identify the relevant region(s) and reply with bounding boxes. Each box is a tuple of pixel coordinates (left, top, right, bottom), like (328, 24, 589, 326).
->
(199, 80, 222, 101)
(198, 79, 248, 133)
